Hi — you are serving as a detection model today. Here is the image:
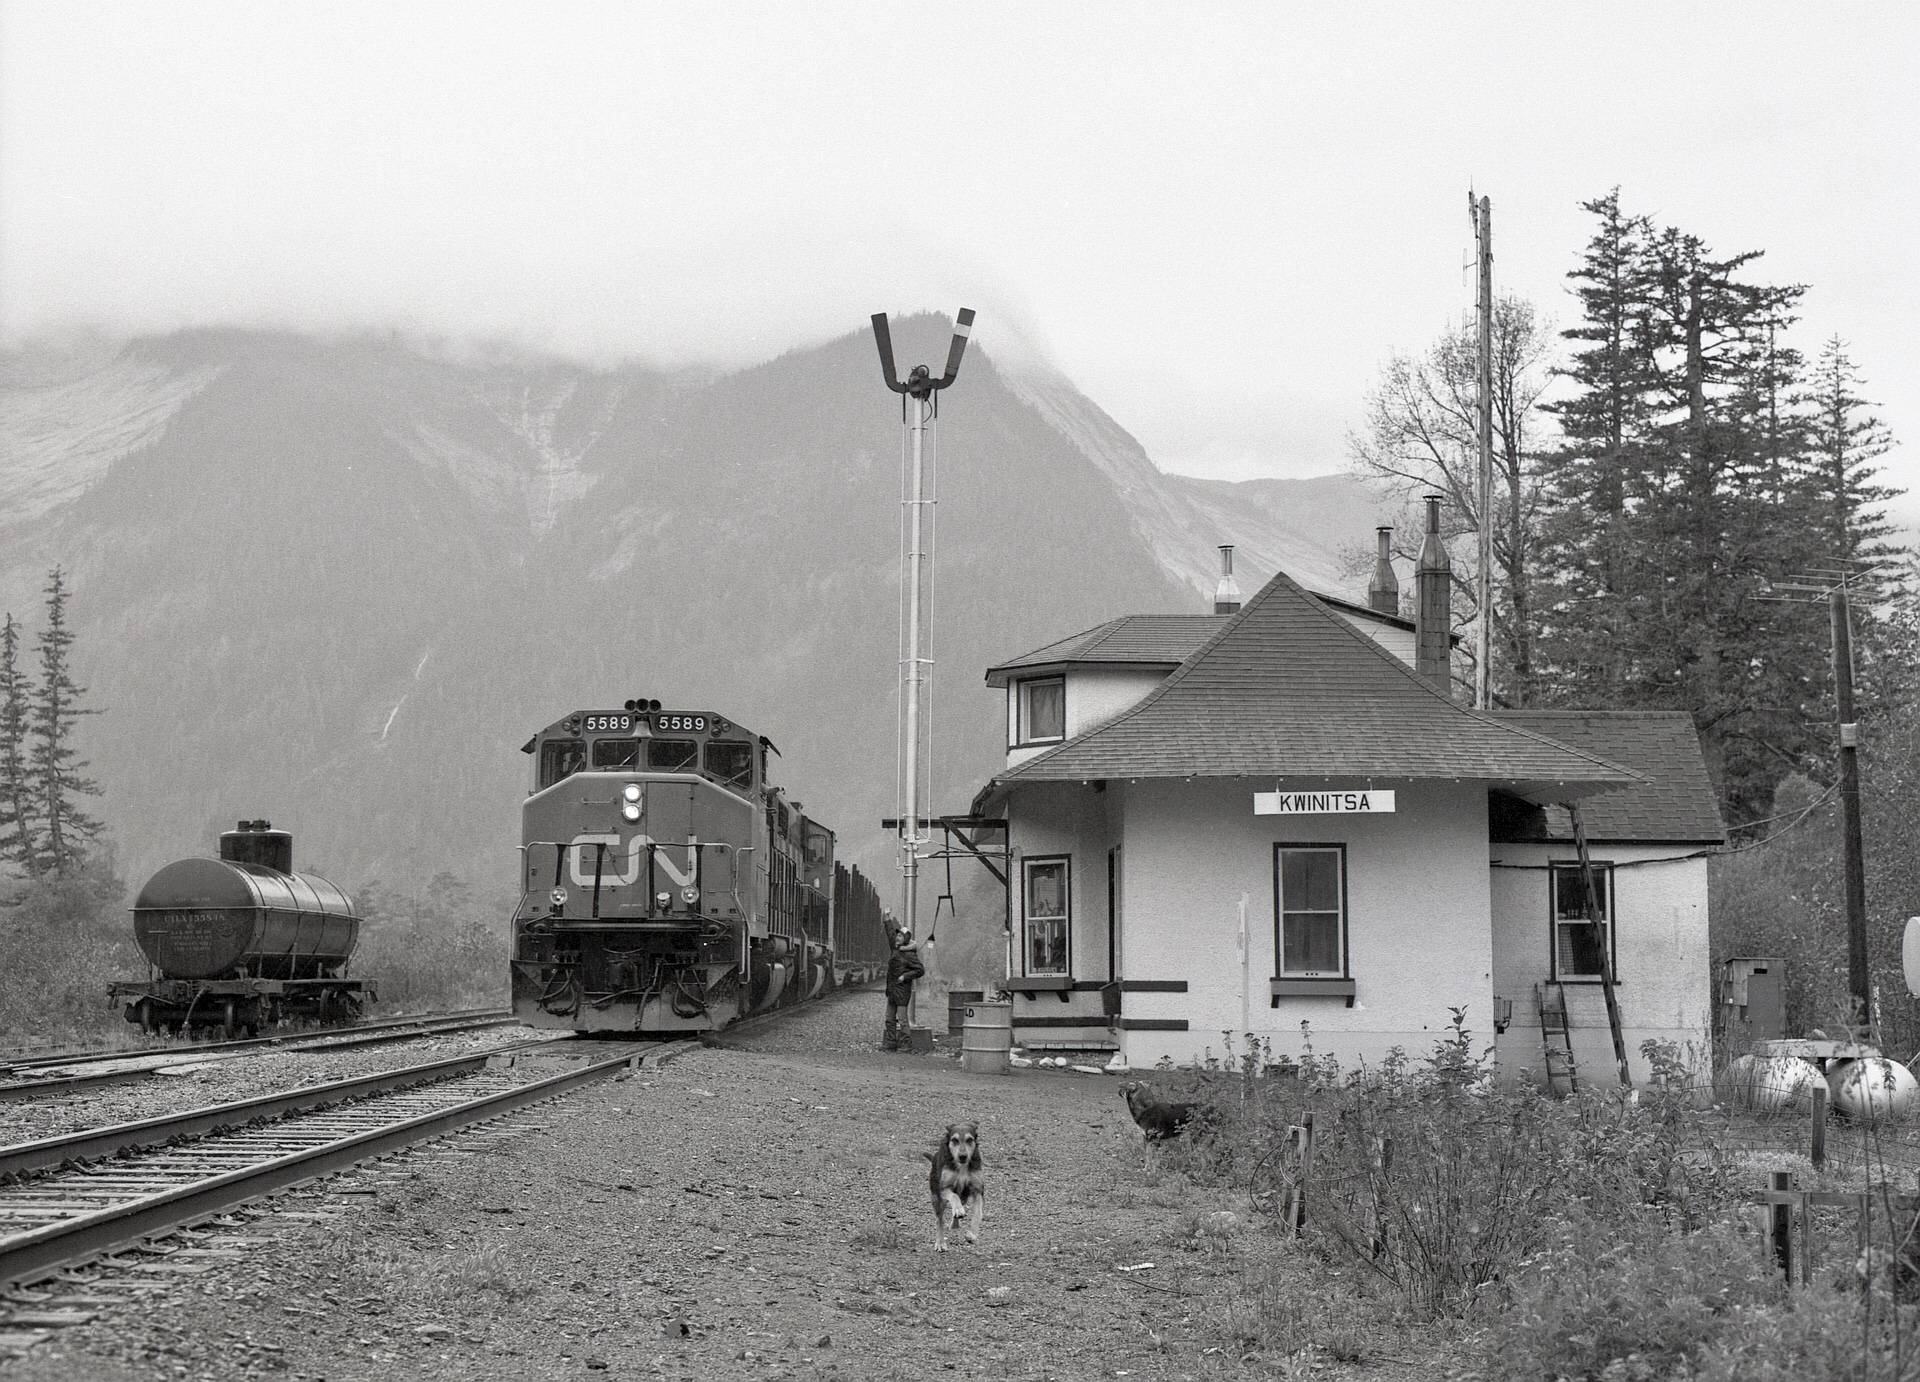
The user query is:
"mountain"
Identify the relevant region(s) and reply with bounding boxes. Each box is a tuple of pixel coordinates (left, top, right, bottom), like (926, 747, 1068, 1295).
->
(0, 322, 1391, 897)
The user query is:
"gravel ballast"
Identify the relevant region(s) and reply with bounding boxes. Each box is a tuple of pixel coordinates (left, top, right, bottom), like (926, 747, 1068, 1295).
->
(6, 990, 1441, 1380)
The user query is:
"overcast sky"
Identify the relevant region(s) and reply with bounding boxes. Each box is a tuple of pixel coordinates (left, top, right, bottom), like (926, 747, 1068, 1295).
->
(3, 2, 1915, 500)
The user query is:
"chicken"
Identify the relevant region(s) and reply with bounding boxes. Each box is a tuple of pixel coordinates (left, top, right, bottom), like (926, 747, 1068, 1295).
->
(1119, 1080, 1198, 1141)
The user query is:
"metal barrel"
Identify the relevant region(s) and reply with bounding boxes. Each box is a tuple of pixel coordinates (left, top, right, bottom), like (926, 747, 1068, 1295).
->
(946, 990, 984, 1039)
(960, 1001, 1013, 1075)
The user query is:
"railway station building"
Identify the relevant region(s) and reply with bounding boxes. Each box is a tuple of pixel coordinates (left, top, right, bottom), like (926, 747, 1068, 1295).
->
(967, 542, 1725, 1086)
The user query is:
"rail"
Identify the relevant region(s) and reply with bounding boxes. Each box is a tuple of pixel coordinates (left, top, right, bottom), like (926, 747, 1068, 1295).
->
(0, 1007, 513, 1075)
(0, 1010, 520, 1104)
(0, 1039, 669, 1290)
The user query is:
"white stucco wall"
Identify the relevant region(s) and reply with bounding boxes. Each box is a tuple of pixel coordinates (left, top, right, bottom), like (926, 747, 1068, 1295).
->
(1008, 776, 1497, 1071)
(1005, 669, 1171, 768)
(1006, 780, 1118, 981)
(1489, 841, 1712, 1086)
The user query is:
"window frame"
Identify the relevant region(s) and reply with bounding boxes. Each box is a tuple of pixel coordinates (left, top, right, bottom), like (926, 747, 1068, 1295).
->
(539, 738, 587, 789)
(1022, 855, 1072, 977)
(1015, 677, 1067, 747)
(1272, 843, 1349, 979)
(646, 738, 699, 772)
(1549, 860, 1617, 983)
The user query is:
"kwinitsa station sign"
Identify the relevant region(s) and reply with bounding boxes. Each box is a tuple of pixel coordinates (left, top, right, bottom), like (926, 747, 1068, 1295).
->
(1253, 790, 1396, 815)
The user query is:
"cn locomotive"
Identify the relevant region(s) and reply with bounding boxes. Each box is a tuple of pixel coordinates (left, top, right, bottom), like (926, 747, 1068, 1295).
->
(510, 701, 892, 1033)
(110, 821, 372, 1036)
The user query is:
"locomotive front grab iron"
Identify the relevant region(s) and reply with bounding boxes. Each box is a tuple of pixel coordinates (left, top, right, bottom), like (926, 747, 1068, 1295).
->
(511, 703, 889, 1034)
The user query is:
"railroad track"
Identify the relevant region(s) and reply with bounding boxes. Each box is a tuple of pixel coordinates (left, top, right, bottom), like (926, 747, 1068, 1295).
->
(0, 1035, 689, 1291)
(0, 1009, 521, 1104)
(0, 1006, 514, 1077)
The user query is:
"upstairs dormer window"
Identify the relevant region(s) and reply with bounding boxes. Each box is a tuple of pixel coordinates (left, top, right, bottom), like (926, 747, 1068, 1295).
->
(1017, 677, 1066, 745)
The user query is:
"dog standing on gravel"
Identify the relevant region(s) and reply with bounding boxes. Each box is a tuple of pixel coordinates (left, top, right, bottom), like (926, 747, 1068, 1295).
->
(923, 1122, 985, 1251)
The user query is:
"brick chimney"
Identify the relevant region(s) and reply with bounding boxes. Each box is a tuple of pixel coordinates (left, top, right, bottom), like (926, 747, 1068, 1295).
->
(1414, 495, 1451, 691)
(1366, 526, 1399, 615)
(1213, 545, 1242, 614)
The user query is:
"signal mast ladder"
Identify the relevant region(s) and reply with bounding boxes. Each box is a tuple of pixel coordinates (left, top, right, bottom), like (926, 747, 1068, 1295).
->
(1537, 981, 1579, 1096)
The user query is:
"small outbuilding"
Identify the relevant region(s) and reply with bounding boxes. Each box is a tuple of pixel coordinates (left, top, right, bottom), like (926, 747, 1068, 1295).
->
(968, 544, 1725, 1087)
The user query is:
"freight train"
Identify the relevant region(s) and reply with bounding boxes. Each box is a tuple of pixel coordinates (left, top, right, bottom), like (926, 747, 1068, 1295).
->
(509, 701, 892, 1033)
(110, 821, 372, 1036)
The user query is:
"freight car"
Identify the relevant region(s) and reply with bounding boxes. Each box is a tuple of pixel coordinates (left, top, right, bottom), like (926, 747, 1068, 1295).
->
(109, 821, 372, 1036)
(510, 702, 893, 1033)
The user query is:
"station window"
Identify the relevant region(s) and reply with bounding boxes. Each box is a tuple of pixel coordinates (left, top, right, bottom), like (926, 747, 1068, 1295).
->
(647, 739, 699, 771)
(539, 738, 586, 789)
(1275, 845, 1345, 977)
(1550, 862, 1615, 981)
(1017, 678, 1066, 745)
(1023, 857, 1071, 976)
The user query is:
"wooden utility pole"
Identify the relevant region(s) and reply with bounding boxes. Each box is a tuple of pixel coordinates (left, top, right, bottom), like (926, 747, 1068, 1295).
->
(1470, 192, 1494, 710)
(1832, 587, 1872, 1031)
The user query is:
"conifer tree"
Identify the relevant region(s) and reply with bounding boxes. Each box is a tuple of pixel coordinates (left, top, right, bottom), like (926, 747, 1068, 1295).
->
(1801, 337, 1899, 571)
(0, 613, 38, 875)
(1535, 190, 1657, 703)
(28, 568, 101, 875)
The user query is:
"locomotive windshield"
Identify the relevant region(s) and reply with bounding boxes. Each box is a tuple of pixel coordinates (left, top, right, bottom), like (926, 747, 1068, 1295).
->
(539, 739, 586, 788)
(591, 738, 640, 769)
(647, 739, 698, 771)
(705, 741, 754, 790)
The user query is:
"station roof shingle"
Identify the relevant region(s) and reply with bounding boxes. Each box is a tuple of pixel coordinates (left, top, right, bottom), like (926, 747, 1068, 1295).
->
(1488, 711, 1726, 845)
(975, 568, 1642, 807)
(985, 615, 1227, 686)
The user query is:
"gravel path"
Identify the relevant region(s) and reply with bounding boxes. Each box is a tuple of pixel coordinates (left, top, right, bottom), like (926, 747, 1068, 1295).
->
(7, 990, 1445, 1381)
(1, 1026, 570, 1142)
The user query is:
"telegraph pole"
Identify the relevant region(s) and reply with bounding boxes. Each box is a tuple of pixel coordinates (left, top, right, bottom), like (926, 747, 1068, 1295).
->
(1761, 564, 1877, 1032)
(1831, 586, 1871, 1030)
(1470, 191, 1494, 710)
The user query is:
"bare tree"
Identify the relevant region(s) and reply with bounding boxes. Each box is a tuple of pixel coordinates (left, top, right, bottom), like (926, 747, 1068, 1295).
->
(1348, 295, 1556, 706)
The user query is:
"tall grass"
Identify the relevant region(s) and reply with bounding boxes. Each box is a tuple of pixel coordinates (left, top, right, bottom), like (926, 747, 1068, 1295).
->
(1152, 1017, 1920, 1380)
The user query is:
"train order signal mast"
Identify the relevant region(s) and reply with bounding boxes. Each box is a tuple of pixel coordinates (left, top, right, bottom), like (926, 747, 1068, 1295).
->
(871, 309, 975, 1030)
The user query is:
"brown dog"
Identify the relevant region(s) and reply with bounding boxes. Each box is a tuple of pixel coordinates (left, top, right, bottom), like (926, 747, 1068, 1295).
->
(923, 1122, 985, 1251)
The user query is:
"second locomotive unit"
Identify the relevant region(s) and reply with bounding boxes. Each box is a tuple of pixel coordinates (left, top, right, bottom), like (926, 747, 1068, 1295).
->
(510, 701, 890, 1033)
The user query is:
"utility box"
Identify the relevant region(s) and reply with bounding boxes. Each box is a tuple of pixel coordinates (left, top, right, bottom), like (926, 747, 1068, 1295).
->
(1723, 956, 1787, 1055)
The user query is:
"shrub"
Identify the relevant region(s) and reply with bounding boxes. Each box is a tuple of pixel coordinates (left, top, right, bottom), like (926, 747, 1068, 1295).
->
(354, 872, 508, 1013)
(0, 854, 141, 1045)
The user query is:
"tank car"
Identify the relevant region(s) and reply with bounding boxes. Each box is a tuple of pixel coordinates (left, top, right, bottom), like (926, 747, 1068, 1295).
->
(510, 701, 891, 1033)
(109, 821, 372, 1035)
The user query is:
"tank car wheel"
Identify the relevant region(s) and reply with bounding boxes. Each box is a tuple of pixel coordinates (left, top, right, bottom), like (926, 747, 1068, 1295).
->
(219, 1000, 239, 1039)
(135, 999, 158, 1034)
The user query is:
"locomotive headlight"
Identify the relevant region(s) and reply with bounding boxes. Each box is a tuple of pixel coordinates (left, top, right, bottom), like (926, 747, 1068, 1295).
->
(621, 802, 642, 822)
(681, 887, 700, 907)
(549, 888, 568, 910)
(622, 784, 642, 803)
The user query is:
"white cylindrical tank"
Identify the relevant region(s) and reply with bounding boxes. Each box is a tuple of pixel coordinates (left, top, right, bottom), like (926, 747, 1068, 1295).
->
(1727, 1054, 1822, 1112)
(1827, 1058, 1920, 1121)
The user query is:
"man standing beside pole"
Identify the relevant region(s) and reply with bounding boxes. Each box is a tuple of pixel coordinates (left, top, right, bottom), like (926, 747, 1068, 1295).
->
(883, 926, 924, 1052)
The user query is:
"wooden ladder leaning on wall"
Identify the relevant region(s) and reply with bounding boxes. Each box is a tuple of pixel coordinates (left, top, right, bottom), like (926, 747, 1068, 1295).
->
(1538, 980, 1580, 1096)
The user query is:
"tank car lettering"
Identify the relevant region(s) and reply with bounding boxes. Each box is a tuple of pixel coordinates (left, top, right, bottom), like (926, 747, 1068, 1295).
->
(540, 738, 587, 788)
(647, 739, 699, 771)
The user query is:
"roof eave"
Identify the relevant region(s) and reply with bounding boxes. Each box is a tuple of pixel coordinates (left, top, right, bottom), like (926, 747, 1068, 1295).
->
(984, 658, 1184, 688)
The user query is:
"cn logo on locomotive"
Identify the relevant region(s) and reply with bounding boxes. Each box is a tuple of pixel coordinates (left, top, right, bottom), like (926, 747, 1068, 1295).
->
(566, 833, 699, 889)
